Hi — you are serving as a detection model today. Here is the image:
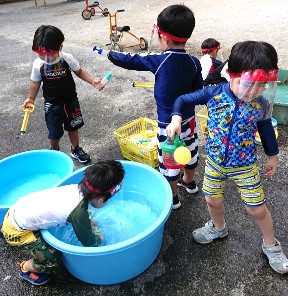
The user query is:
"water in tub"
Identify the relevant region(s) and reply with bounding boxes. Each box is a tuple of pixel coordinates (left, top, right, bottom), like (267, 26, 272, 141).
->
(53, 191, 161, 246)
(1, 173, 61, 205)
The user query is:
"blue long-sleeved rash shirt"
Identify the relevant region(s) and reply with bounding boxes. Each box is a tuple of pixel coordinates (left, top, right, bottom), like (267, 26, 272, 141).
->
(172, 83, 278, 167)
(108, 49, 203, 127)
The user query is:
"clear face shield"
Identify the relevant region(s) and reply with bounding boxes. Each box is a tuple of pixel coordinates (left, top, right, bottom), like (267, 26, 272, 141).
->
(32, 48, 60, 64)
(234, 69, 278, 119)
(31, 47, 61, 77)
(149, 24, 161, 53)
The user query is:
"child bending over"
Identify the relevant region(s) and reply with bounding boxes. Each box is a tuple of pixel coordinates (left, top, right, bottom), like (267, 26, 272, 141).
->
(1, 160, 125, 285)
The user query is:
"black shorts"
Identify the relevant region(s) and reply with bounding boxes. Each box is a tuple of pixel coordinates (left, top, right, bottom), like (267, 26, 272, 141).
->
(44, 97, 84, 140)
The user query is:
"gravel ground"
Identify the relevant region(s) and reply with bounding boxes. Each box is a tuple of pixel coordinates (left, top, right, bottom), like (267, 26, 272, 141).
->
(0, 0, 288, 295)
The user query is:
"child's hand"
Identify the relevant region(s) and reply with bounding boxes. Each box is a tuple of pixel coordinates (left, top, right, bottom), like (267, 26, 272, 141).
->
(23, 98, 35, 108)
(91, 78, 105, 91)
(91, 220, 105, 243)
(166, 115, 182, 139)
(266, 155, 278, 177)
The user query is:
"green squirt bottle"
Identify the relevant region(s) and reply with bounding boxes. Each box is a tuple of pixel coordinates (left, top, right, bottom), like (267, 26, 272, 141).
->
(162, 134, 186, 169)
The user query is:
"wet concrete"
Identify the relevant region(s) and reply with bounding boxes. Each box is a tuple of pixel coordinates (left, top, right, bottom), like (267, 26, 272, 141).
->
(1, 0, 288, 295)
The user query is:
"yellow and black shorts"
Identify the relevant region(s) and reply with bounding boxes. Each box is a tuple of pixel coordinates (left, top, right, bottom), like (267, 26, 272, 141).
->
(202, 157, 265, 207)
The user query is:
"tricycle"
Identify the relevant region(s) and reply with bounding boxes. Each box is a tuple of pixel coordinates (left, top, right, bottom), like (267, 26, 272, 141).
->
(106, 9, 148, 52)
(82, 1, 109, 20)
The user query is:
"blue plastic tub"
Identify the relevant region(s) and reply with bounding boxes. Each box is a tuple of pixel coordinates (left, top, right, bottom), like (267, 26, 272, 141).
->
(41, 160, 172, 285)
(0, 150, 74, 224)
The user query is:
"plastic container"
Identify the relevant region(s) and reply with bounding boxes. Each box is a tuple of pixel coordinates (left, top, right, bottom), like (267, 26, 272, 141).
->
(162, 135, 186, 169)
(41, 160, 172, 285)
(0, 150, 74, 224)
(114, 117, 158, 168)
(92, 46, 110, 58)
(95, 72, 112, 91)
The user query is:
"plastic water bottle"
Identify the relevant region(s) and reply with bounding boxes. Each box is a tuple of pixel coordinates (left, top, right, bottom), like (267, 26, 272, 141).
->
(93, 46, 110, 58)
(94, 72, 113, 91)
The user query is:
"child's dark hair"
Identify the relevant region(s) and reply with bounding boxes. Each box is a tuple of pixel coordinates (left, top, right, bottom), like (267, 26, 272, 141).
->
(32, 25, 64, 52)
(157, 4, 195, 44)
(79, 160, 125, 203)
(201, 38, 220, 54)
(228, 41, 278, 73)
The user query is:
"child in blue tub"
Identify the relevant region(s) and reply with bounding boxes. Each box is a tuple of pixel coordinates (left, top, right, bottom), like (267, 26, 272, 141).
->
(1, 160, 124, 285)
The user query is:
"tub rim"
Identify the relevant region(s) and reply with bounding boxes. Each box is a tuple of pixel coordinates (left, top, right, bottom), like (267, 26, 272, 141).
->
(41, 160, 172, 255)
(0, 149, 74, 210)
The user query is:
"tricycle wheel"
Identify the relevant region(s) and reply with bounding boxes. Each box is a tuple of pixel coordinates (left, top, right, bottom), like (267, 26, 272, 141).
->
(139, 37, 148, 50)
(114, 42, 123, 52)
(110, 33, 119, 43)
(102, 8, 109, 16)
(82, 9, 92, 20)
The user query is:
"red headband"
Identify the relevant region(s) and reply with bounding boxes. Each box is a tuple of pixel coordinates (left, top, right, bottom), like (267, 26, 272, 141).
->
(229, 69, 278, 82)
(85, 181, 120, 194)
(153, 24, 189, 42)
(201, 46, 221, 53)
(33, 48, 59, 55)
(85, 181, 101, 193)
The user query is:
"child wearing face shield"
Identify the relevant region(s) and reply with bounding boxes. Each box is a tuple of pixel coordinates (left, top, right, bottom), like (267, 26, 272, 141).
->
(166, 40, 288, 274)
(106, 4, 203, 210)
(23, 25, 105, 164)
(200, 38, 223, 80)
(0, 160, 125, 285)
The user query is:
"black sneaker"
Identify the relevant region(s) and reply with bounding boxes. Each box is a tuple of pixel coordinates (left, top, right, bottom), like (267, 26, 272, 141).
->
(71, 146, 91, 164)
(178, 176, 199, 194)
(172, 195, 181, 210)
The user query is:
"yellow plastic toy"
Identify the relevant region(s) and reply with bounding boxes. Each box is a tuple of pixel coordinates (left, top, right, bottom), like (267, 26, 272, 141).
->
(20, 103, 35, 135)
(132, 82, 155, 88)
(174, 146, 191, 165)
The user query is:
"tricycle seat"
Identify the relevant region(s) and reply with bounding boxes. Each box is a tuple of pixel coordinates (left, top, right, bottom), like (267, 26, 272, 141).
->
(89, 1, 99, 8)
(117, 26, 130, 32)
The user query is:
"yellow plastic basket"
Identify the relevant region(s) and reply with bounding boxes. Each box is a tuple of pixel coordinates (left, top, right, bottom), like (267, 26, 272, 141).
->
(114, 117, 158, 168)
(196, 106, 208, 138)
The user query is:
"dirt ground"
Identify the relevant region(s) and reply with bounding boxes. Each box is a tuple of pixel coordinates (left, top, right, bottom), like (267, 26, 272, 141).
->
(0, 0, 288, 295)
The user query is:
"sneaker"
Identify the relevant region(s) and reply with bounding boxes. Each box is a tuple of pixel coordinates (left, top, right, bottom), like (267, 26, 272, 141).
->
(177, 175, 199, 194)
(192, 220, 228, 244)
(71, 146, 91, 163)
(18, 261, 51, 286)
(172, 195, 181, 210)
(262, 239, 288, 274)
